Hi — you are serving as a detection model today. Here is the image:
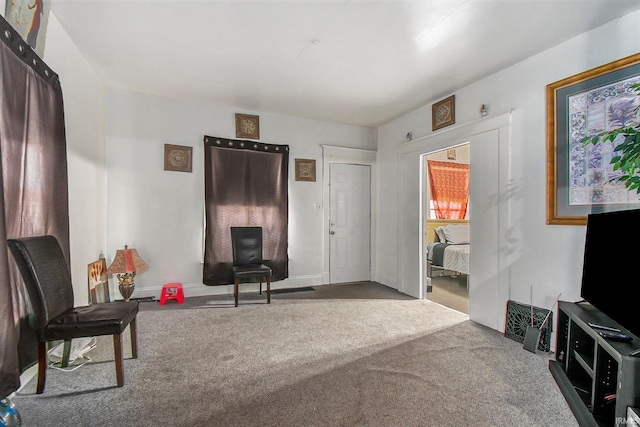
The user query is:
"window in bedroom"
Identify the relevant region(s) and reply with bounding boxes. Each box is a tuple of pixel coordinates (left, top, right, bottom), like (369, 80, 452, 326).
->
(427, 148, 470, 220)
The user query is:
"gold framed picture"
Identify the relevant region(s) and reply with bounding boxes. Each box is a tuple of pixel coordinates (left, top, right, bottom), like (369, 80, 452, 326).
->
(295, 158, 316, 182)
(546, 52, 640, 225)
(235, 113, 260, 139)
(432, 95, 455, 131)
(88, 259, 109, 304)
(164, 144, 193, 173)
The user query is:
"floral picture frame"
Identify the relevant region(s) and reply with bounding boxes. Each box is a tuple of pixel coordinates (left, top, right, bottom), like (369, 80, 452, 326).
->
(546, 53, 640, 225)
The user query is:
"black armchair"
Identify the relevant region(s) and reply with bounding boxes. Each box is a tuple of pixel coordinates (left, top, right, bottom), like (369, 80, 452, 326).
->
(7, 235, 139, 393)
(231, 227, 272, 307)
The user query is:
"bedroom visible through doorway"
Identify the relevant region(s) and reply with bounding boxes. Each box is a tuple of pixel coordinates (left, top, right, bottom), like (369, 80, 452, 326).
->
(423, 143, 470, 314)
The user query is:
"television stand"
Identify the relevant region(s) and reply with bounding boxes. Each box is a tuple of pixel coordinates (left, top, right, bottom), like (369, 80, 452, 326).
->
(550, 301, 640, 426)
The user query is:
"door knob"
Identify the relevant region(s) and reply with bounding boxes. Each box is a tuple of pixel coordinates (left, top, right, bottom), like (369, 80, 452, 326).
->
(330, 231, 335, 235)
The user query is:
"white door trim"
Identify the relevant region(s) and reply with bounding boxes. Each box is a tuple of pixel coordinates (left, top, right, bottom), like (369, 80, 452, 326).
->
(321, 145, 377, 285)
(396, 112, 512, 331)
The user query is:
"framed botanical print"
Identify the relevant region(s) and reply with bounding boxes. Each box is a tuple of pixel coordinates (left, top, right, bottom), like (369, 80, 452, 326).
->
(546, 53, 640, 225)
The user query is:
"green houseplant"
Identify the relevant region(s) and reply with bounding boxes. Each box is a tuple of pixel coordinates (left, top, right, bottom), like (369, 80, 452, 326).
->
(582, 82, 640, 193)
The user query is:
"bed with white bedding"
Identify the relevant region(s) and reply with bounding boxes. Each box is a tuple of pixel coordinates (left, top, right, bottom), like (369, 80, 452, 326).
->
(427, 242, 469, 276)
(426, 223, 469, 277)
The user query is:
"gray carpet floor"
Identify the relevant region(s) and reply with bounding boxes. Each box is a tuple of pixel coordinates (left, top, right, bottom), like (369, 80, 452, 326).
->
(12, 282, 577, 426)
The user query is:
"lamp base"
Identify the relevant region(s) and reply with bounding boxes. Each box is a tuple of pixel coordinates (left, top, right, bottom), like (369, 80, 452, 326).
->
(119, 283, 135, 302)
(116, 272, 137, 302)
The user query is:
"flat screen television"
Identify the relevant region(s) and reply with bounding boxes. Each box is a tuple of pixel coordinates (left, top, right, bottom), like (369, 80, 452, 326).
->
(581, 208, 640, 339)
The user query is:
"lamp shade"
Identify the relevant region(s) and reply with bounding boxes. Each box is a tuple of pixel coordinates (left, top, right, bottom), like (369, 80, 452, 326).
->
(107, 246, 149, 274)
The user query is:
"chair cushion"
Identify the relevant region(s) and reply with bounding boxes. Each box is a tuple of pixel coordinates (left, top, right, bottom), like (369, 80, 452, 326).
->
(44, 301, 138, 341)
(233, 263, 272, 279)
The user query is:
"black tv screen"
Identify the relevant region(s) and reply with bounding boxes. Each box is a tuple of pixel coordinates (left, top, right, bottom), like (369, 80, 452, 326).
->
(581, 208, 640, 338)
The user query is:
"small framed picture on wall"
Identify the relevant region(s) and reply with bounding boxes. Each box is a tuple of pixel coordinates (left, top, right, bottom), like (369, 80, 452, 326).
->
(235, 113, 260, 139)
(295, 158, 316, 182)
(164, 144, 193, 173)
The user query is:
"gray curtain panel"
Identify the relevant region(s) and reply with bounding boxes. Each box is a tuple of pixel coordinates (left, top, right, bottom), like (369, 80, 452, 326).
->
(203, 136, 288, 285)
(0, 16, 70, 398)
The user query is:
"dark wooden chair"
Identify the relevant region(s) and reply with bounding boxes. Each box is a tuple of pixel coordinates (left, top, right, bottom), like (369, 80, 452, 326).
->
(7, 235, 139, 393)
(230, 227, 272, 307)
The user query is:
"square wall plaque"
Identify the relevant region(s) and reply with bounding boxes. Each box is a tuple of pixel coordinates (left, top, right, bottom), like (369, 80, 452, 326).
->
(164, 144, 192, 172)
(235, 113, 260, 139)
(295, 158, 316, 182)
(432, 95, 455, 131)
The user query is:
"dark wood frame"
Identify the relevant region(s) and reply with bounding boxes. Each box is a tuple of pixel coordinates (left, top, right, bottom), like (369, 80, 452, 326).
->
(164, 144, 193, 173)
(295, 158, 316, 182)
(235, 113, 260, 139)
(546, 53, 640, 225)
(432, 95, 455, 131)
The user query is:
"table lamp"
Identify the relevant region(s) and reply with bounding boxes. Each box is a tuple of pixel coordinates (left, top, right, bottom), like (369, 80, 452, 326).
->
(107, 245, 149, 302)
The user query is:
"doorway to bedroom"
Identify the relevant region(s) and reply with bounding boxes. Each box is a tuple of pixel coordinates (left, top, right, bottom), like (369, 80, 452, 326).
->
(423, 143, 470, 314)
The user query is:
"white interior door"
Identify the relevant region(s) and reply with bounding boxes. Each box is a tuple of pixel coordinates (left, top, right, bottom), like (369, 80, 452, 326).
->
(329, 163, 371, 284)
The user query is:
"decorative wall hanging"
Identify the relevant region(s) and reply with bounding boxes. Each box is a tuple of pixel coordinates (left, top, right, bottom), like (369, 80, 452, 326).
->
(447, 149, 456, 160)
(164, 144, 192, 173)
(295, 158, 316, 182)
(546, 52, 640, 225)
(235, 113, 260, 139)
(432, 95, 455, 131)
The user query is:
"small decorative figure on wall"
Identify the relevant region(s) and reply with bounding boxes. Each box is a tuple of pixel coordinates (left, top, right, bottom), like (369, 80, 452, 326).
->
(447, 149, 456, 160)
(164, 144, 192, 172)
(235, 113, 260, 139)
(295, 158, 316, 182)
(432, 95, 455, 131)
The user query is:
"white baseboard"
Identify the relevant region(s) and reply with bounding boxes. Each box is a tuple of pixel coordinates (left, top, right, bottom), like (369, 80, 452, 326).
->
(125, 275, 325, 300)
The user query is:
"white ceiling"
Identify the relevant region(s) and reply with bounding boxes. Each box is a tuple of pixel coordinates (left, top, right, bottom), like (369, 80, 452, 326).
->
(50, 0, 640, 128)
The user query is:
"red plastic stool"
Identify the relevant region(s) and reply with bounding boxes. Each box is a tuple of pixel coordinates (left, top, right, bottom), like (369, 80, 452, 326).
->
(160, 283, 184, 305)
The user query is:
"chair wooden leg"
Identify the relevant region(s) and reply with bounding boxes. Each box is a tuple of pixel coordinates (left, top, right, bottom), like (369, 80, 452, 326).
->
(36, 341, 47, 394)
(234, 278, 239, 307)
(113, 333, 124, 387)
(130, 317, 138, 359)
(267, 275, 271, 304)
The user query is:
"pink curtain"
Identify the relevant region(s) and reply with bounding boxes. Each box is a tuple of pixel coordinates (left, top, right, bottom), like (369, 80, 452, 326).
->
(427, 160, 470, 220)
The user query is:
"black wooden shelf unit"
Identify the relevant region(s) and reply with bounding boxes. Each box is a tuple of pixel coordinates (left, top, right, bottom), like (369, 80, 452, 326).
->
(550, 301, 640, 427)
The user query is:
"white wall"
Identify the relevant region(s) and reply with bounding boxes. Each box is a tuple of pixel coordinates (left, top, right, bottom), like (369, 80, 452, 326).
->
(1, 6, 109, 306)
(44, 14, 108, 306)
(375, 10, 640, 329)
(105, 90, 376, 299)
